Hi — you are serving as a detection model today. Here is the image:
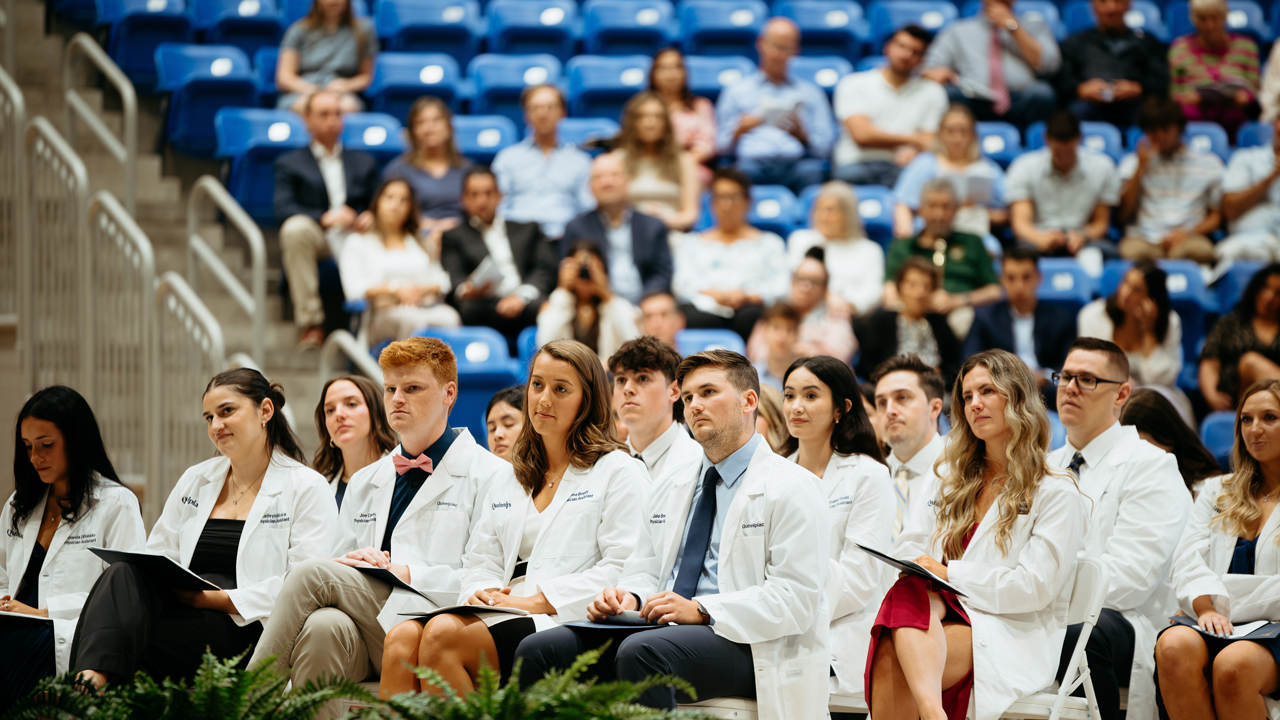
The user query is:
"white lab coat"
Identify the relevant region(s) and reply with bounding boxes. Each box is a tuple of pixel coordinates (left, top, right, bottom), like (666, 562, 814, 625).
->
(895, 472, 1089, 720)
(147, 451, 338, 626)
(1048, 423, 1189, 720)
(337, 429, 508, 632)
(0, 479, 146, 674)
(459, 450, 646, 627)
(630, 422, 705, 486)
(620, 440, 830, 720)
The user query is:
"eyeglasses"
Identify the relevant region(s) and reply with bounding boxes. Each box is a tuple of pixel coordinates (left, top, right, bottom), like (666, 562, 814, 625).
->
(1051, 372, 1125, 391)
(792, 275, 824, 289)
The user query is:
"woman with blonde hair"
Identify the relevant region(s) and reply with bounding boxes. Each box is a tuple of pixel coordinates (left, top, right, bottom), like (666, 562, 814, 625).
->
(378, 340, 646, 698)
(866, 349, 1088, 720)
(787, 181, 885, 317)
(612, 91, 702, 232)
(755, 383, 791, 453)
(1154, 378, 1280, 719)
(381, 96, 473, 234)
(312, 374, 398, 508)
(276, 0, 376, 113)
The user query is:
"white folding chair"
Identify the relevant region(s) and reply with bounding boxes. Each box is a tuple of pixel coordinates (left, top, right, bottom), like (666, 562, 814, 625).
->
(678, 696, 760, 718)
(337, 680, 382, 715)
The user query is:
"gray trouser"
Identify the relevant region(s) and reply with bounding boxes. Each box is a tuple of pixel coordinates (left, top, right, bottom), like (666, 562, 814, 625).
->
(280, 214, 333, 329)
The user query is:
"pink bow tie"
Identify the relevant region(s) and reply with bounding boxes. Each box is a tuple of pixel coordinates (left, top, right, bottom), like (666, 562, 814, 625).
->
(392, 453, 434, 475)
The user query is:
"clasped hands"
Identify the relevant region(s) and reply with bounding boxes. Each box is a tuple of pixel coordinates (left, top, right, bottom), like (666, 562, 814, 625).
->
(465, 588, 556, 615)
(332, 545, 412, 584)
(586, 587, 705, 625)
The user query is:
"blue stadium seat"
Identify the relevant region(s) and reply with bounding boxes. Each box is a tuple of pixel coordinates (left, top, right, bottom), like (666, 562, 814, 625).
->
(1200, 410, 1236, 469)
(366, 52, 462, 122)
(376, 0, 484, 65)
(676, 328, 747, 355)
(1102, 259, 1217, 370)
(977, 121, 1022, 168)
(684, 54, 756, 103)
(1063, 0, 1166, 40)
(55, 0, 99, 26)
(281, 0, 365, 24)
(1167, 0, 1271, 45)
(853, 184, 896, 246)
(486, 0, 581, 61)
(469, 53, 564, 128)
(867, 0, 958, 46)
(415, 326, 523, 443)
(855, 54, 886, 71)
(1238, 120, 1272, 148)
(1037, 257, 1093, 316)
(253, 46, 278, 105)
(341, 112, 405, 170)
(960, 0, 1064, 39)
(1185, 121, 1232, 162)
(566, 54, 652, 120)
(679, 0, 769, 60)
(214, 107, 308, 222)
(773, 0, 867, 60)
(1026, 119, 1125, 162)
(557, 117, 620, 149)
(517, 325, 540, 367)
(96, 0, 193, 89)
(1215, 260, 1266, 313)
(191, 0, 285, 60)
(454, 114, 520, 163)
(748, 185, 800, 237)
(1048, 410, 1067, 450)
(156, 44, 258, 157)
(788, 55, 854, 99)
(582, 0, 676, 55)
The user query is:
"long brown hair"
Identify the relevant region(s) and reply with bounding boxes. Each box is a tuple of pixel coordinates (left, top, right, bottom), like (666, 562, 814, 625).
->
(615, 91, 684, 185)
(300, 0, 370, 59)
(1215, 379, 1280, 543)
(1120, 388, 1221, 492)
(312, 375, 398, 482)
(403, 96, 465, 168)
(370, 178, 422, 240)
(510, 340, 626, 496)
(647, 46, 695, 110)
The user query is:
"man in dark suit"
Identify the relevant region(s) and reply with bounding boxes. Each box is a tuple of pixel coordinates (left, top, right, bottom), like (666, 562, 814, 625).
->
(560, 154, 672, 303)
(442, 167, 557, 351)
(856, 257, 961, 383)
(275, 90, 380, 348)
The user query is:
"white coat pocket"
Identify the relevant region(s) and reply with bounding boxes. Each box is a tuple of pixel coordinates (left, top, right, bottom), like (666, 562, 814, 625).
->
(734, 534, 767, 588)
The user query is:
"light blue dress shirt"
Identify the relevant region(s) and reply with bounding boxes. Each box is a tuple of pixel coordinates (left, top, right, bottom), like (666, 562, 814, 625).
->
(715, 71, 836, 160)
(603, 210, 644, 304)
(664, 433, 762, 598)
(492, 137, 595, 238)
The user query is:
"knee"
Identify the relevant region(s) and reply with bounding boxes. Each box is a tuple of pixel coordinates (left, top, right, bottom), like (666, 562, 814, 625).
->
(1211, 652, 1257, 696)
(1155, 627, 1206, 676)
(280, 215, 319, 249)
(615, 635, 666, 681)
(284, 557, 335, 591)
(383, 621, 423, 660)
(418, 617, 464, 660)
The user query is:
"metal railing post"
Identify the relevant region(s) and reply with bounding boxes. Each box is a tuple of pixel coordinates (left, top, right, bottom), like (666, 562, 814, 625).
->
(319, 330, 384, 399)
(0, 64, 24, 328)
(64, 34, 137, 216)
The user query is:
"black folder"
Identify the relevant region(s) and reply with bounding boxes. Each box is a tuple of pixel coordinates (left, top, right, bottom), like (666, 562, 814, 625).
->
(855, 543, 968, 597)
(88, 548, 219, 592)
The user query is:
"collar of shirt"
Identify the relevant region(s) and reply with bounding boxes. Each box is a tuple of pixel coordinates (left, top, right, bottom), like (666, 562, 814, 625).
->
(599, 207, 632, 229)
(1065, 420, 1124, 471)
(749, 70, 796, 90)
(518, 135, 571, 154)
(397, 427, 458, 482)
(628, 419, 680, 471)
(890, 432, 945, 478)
(311, 140, 343, 161)
(469, 213, 504, 233)
(700, 433, 762, 490)
(1047, 156, 1085, 182)
(1012, 306, 1035, 321)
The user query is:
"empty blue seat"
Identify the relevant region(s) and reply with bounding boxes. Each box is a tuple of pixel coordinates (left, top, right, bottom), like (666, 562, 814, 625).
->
(1026, 119, 1124, 161)
(1048, 410, 1067, 450)
(748, 185, 799, 237)
(566, 54, 652, 119)
(1037, 257, 1093, 315)
(867, 0, 957, 46)
(376, 0, 484, 65)
(486, 0, 580, 61)
(679, 0, 768, 60)
(156, 43, 258, 157)
(191, 0, 285, 60)
(1238, 120, 1272, 148)
(253, 45, 278, 105)
(676, 328, 747, 355)
(684, 54, 756, 103)
(1215, 260, 1266, 312)
(1185, 121, 1231, 162)
(282, 0, 365, 24)
(582, 0, 676, 55)
(977, 121, 1022, 168)
(1168, 0, 1271, 44)
(773, 0, 867, 60)
(960, 0, 1063, 38)
(454, 114, 520, 163)
(215, 107, 308, 222)
(97, 0, 193, 89)
(1200, 410, 1236, 469)
(342, 112, 405, 169)
(788, 55, 854, 99)
(1063, 0, 1166, 40)
(517, 325, 540, 367)
(366, 52, 462, 122)
(855, 54, 886, 71)
(558, 117, 620, 149)
(416, 326, 523, 442)
(853, 184, 896, 246)
(469, 54, 564, 128)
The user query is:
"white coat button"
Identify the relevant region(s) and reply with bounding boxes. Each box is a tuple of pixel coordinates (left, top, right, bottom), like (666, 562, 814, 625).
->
(534, 561, 542, 569)
(58, 638, 66, 645)
(979, 640, 988, 647)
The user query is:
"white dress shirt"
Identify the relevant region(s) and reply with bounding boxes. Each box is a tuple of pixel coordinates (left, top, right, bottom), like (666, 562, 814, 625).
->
(1012, 308, 1040, 371)
(473, 214, 539, 302)
(627, 420, 703, 481)
(887, 432, 946, 548)
(311, 141, 346, 212)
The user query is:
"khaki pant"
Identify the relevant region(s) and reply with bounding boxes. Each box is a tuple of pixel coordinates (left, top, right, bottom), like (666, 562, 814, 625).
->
(1118, 233, 1216, 264)
(280, 215, 333, 329)
(247, 559, 392, 719)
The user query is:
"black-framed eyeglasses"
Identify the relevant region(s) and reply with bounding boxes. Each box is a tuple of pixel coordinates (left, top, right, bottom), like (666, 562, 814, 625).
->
(1051, 371, 1126, 391)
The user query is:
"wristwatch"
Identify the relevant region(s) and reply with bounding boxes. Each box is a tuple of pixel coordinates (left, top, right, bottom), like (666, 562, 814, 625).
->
(1004, 17, 1020, 31)
(696, 602, 711, 625)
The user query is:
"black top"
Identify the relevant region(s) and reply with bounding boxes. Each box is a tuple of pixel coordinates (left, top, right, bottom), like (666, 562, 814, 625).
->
(1230, 536, 1258, 575)
(15, 543, 47, 606)
(1201, 312, 1280, 400)
(382, 430, 458, 553)
(1057, 27, 1170, 102)
(189, 519, 246, 590)
(335, 478, 349, 511)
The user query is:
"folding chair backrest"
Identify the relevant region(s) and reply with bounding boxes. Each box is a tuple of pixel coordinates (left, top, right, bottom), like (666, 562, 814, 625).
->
(1067, 557, 1108, 627)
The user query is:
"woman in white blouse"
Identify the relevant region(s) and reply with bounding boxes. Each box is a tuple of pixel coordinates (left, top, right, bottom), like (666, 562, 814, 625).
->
(535, 241, 640, 362)
(787, 181, 886, 317)
(339, 179, 460, 345)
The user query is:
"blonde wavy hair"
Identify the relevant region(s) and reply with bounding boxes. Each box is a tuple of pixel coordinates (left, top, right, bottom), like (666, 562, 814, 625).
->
(1213, 379, 1280, 542)
(933, 350, 1062, 559)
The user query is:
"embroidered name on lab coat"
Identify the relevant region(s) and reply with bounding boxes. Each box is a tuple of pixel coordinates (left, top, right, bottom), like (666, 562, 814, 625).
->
(741, 522, 765, 529)
(650, 513, 667, 525)
(830, 495, 852, 509)
(261, 512, 290, 525)
(492, 501, 512, 510)
(567, 491, 595, 503)
(355, 512, 377, 525)
(182, 496, 199, 508)
(436, 500, 458, 508)
(5, 528, 20, 538)
(66, 532, 97, 545)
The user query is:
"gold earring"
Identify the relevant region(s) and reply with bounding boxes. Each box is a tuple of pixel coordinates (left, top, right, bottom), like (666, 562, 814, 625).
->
(261, 421, 266, 428)
(329, 438, 336, 448)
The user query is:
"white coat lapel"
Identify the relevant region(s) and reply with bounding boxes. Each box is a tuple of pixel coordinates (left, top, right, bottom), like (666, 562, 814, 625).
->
(181, 462, 228, 567)
(369, 449, 401, 547)
(42, 510, 77, 570)
(238, 458, 287, 562)
(660, 466, 700, 579)
(960, 490, 1005, 561)
(718, 444, 770, 579)
(534, 467, 585, 549)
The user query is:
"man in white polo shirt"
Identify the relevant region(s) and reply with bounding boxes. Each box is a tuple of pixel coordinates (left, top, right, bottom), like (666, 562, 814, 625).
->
(1217, 114, 1280, 263)
(609, 336, 702, 481)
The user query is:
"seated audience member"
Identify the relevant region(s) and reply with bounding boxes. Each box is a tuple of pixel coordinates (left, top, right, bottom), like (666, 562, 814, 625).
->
(921, 0, 1061, 127)
(275, 0, 375, 113)
(613, 92, 701, 232)
(485, 386, 524, 463)
(1154, 379, 1280, 719)
(1199, 263, 1280, 411)
(885, 177, 1002, 336)
(1218, 115, 1280, 263)
(515, 350, 830, 717)
(1006, 110, 1120, 263)
(1169, 0, 1260, 140)
(1079, 260, 1190, 420)
(1120, 387, 1223, 497)
(562, 153, 673, 305)
(71, 371, 336, 691)
(1262, 42, 1280, 121)
(249, 339, 508, 720)
(649, 47, 717, 184)
(755, 383, 793, 453)
(833, 25, 949, 188)
(782, 356, 891, 698)
(858, 258, 963, 381)
(893, 104, 1008, 246)
(748, 248, 857, 366)
(442, 168, 557, 351)
(1118, 96, 1224, 264)
(0, 387, 146, 706)
(716, 18, 836, 193)
(276, 91, 380, 348)
(750, 302, 802, 390)
(379, 340, 645, 697)
(1056, 0, 1169, 127)
(339, 179, 461, 345)
(787, 181, 886, 317)
(492, 85, 594, 239)
(380, 97, 472, 236)
(1048, 339, 1189, 720)
(673, 168, 788, 340)
(639, 290, 686, 347)
(870, 354, 947, 547)
(536, 241, 641, 360)
(313, 375, 397, 508)
(608, 336, 701, 480)
(867, 349, 1088, 720)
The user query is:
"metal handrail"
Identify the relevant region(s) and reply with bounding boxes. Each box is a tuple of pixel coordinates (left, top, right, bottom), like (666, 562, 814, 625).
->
(319, 329, 384, 398)
(64, 34, 137, 216)
(0, 0, 13, 74)
(226, 351, 298, 431)
(0, 64, 24, 327)
(187, 175, 266, 366)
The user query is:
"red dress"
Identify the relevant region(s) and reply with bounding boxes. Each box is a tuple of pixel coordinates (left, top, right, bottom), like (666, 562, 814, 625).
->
(863, 523, 978, 720)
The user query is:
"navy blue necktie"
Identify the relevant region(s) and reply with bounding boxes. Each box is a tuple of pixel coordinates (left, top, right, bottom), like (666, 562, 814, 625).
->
(673, 467, 721, 600)
(1068, 452, 1085, 478)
